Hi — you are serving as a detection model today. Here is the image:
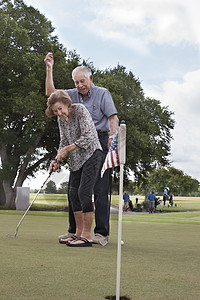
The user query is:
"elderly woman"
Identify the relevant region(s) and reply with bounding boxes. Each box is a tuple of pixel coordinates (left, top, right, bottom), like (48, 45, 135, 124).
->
(46, 90, 102, 247)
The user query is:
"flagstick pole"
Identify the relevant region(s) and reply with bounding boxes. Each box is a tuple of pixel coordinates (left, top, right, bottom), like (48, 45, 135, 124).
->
(116, 162, 124, 300)
(116, 122, 126, 300)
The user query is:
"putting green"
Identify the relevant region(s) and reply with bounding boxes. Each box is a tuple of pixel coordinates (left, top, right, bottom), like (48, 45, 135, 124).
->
(1, 211, 200, 300)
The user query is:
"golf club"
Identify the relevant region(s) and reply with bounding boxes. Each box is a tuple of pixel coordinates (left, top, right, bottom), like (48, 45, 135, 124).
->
(6, 163, 56, 238)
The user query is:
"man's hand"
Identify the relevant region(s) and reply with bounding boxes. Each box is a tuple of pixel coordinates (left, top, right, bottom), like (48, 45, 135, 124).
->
(44, 52, 54, 69)
(108, 137, 113, 149)
(44, 52, 56, 96)
(108, 114, 119, 149)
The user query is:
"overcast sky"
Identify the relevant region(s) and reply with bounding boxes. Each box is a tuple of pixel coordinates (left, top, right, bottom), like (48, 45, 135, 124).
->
(23, 0, 200, 188)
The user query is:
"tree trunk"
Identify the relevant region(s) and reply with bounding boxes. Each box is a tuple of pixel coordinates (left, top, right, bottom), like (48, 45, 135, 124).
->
(145, 186, 150, 201)
(0, 131, 45, 208)
(3, 180, 15, 208)
(15, 131, 45, 187)
(0, 181, 6, 205)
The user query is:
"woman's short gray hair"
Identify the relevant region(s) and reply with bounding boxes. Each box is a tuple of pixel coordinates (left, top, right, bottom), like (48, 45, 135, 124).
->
(72, 66, 92, 81)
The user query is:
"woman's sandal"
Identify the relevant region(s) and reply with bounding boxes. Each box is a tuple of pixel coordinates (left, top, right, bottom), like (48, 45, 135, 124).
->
(59, 234, 78, 244)
(66, 236, 92, 247)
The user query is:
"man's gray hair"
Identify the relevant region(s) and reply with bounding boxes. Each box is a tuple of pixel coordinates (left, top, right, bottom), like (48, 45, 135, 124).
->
(72, 66, 92, 81)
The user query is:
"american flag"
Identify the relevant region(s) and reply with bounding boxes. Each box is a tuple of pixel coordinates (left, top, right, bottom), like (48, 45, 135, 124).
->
(101, 131, 120, 177)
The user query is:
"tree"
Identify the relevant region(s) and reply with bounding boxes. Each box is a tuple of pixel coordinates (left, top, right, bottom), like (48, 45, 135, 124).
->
(45, 180, 57, 194)
(139, 167, 199, 196)
(0, 0, 80, 207)
(0, 1, 175, 208)
(94, 65, 175, 181)
(57, 181, 68, 194)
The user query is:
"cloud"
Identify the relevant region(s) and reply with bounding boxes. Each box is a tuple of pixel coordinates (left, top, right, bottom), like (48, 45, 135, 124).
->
(24, 169, 69, 189)
(147, 69, 200, 117)
(88, 0, 200, 47)
(145, 69, 200, 180)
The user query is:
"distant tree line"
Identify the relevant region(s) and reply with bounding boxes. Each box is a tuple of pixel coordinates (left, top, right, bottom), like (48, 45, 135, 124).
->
(42, 166, 199, 197)
(119, 167, 200, 197)
(42, 181, 68, 194)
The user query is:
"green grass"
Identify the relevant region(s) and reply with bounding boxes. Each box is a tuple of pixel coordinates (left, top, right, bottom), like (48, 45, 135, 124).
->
(1, 209, 200, 300)
(29, 193, 68, 210)
(29, 193, 200, 212)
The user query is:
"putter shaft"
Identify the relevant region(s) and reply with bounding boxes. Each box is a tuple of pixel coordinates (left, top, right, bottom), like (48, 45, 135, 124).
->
(6, 172, 52, 238)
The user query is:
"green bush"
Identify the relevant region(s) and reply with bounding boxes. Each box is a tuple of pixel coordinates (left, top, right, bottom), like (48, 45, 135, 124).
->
(141, 200, 149, 211)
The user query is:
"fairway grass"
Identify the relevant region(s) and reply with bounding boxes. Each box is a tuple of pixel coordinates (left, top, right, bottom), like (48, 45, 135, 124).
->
(29, 193, 200, 211)
(1, 210, 200, 300)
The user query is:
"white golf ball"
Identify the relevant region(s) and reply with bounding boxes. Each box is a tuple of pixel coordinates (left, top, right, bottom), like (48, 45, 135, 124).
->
(121, 240, 124, 245)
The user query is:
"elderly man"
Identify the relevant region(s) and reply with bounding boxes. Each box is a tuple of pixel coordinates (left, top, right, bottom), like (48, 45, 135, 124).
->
(44, 53, 118, 246)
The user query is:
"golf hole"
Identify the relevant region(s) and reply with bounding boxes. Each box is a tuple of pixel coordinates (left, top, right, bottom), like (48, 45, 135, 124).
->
(105, 296, 131, 300)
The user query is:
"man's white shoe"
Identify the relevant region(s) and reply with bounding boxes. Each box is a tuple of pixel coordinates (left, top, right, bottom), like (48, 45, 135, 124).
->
(92, 233, 108, 246)
(58, 232, 74, 241)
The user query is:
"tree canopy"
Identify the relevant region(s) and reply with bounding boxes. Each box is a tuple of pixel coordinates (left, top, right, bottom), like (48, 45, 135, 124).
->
(137, 167, 199, 196)
(94, 66, 175, 180)
(45, 180, 57, 194)
(0, 0, 79, 207)
(0, 0, 176, 208)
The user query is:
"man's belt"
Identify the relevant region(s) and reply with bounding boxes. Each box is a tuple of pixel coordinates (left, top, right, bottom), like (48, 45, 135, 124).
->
(97, 130, 108, 138)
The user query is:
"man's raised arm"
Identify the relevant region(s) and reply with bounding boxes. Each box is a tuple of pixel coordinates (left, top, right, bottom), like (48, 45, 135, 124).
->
(44, 52, 56, 96)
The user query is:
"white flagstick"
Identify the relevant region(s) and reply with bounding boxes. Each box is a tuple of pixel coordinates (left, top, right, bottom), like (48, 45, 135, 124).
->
(116, 122, 126, 300)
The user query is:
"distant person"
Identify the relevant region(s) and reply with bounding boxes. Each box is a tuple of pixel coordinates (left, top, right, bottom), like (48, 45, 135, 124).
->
(135, 197, 138, 208)
(163, 187, 168, 207)
(128, 199, 134, 211)
(123, 192, 130, 211)
(44, 53, 118, 246)
(46, 90, 103, 247)
(154, 196, 161, 209)
(169, 193, 174, 206)
(148, 191, 156, 213)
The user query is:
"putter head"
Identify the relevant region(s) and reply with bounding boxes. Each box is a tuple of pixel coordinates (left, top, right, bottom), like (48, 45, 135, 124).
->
(6, 234, 18, 238)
